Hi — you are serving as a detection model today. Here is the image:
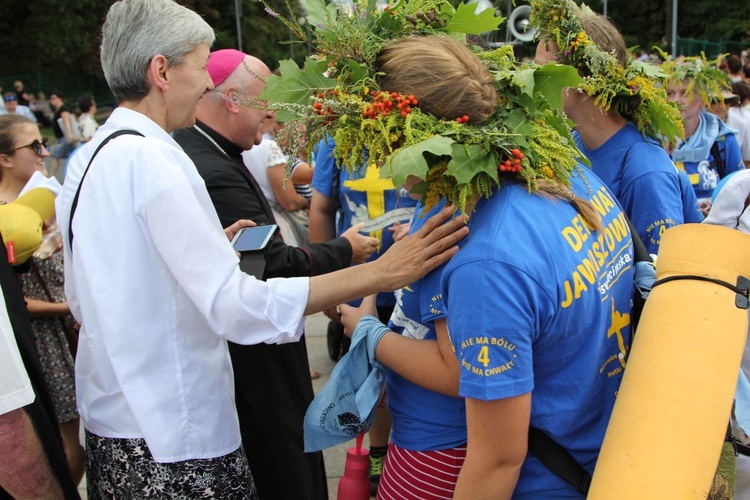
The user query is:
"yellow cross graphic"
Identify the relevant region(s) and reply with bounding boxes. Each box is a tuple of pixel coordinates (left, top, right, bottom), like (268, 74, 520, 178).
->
(343, 164, 396, 243)
(607, 298, 630, 368)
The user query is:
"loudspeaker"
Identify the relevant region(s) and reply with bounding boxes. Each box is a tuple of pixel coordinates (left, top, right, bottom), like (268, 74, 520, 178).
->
(467, 0, 496, 14)
(508, 4, 535, 42)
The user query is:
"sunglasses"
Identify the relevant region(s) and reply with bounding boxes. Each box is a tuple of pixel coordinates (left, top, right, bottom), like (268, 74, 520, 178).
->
(14, 138, 50, 156)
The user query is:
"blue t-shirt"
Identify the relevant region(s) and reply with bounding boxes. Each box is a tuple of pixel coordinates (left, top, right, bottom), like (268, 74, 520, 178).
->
(386, 199, 467, 451)
(313, 138, 416, 307)
(672, 114, 744, 205)
(442, 169, 633, 498)
(678, 169, 703, 223)
(576, 122, 684, 254)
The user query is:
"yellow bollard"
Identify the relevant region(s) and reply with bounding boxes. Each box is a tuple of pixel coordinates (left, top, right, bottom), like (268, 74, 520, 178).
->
(589, 223, 750, 499)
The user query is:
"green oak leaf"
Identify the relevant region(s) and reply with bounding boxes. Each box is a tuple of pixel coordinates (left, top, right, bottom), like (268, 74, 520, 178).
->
(501, 109, 532, 149)
(364, 0, 379, 21)
(514, 68, 536, 98)
(630, 59, 666, 79)
(647, 101, 683, 143)
(407, 179, 430, 195)
(542, 111, 590, 167)
(260, 57, 336, 117)
(306, 0, 338, 30)
(390, 135, 453, 187)
(514, 91, 537, 118)
(444, 2, 504, 35)
(534, 63, 582, 110)
(445, 143, 498, 185)
(345, 59, 370, 86)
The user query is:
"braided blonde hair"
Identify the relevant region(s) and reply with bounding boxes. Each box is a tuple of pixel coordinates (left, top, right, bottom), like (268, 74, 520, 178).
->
(377, 35, 602, 230)
(377, 36, 497, 125)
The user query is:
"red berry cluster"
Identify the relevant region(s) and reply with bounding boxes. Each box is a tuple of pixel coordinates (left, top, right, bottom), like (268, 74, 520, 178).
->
(499, 149, 524, 173)
(363, 91, 418, 119)
(313, 90, 339, 119)
(455, 115, 470, 124)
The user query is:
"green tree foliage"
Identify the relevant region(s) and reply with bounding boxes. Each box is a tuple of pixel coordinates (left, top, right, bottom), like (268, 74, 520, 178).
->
(184, 0, 309, 69)
(0, 0, 746, 93)
(0, 0, 109, 76)
(0, 0, 305, 82)
(676, 0, 749, 46)
(580, 0, 749, 54)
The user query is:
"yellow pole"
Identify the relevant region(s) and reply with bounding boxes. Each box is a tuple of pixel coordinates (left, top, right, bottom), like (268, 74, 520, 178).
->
(589, 224, 750, 499)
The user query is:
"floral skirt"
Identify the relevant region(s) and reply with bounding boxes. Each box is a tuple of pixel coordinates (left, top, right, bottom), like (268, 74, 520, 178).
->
(85, 432, 258, 499)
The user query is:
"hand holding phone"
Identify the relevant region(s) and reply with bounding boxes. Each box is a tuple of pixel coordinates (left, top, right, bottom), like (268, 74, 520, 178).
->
(231, 224, 279, 253)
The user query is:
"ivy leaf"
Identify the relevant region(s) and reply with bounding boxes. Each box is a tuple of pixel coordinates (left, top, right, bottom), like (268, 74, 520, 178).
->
(534, 64, 582, 110)
(389, 135, 453, 187)
(444, 2, 504, 35)
(445, 143, 498, 185)
(260, 57, 336, 120)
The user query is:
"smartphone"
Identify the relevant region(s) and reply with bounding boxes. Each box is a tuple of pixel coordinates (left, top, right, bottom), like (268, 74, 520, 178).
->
(231, 225, 279, 253)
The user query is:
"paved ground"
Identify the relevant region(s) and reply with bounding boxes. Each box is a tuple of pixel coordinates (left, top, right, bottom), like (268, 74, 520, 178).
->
(77, 311, 363, 499)
(307, 312, 370, 499)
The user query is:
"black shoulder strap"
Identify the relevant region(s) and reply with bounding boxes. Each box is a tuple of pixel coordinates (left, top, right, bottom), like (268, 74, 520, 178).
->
(528, 427, 591, 494)
(331, 153, 342, 214)
(711, 140, 726, 180)
(625, 213, 650, 264)
(68, 130, 144, 253)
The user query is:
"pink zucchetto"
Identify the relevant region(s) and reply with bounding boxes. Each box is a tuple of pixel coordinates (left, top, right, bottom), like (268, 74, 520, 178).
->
(206, 49, 246, 87)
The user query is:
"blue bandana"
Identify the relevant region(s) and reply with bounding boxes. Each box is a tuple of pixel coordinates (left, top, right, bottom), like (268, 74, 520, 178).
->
(303, 316, 388, 452)
(672, 111, 738, 163)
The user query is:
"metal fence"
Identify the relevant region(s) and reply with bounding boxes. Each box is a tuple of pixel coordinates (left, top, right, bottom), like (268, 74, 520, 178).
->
(677, 37, 747, 58)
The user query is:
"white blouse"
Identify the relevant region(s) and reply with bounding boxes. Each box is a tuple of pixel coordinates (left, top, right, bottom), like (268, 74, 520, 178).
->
(242, 133, 286, 204)
(78, 113, 99, 142)
(0, 284, 34, 415)
(704, 168, 750, 234)
(56, 108, 309, 462)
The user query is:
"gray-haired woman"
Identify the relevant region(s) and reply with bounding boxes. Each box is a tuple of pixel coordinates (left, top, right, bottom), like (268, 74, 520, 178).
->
(55, 0, 468, 497)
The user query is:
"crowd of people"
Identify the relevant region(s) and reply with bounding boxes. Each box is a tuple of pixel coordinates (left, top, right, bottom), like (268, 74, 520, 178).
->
(0, 84, 101, 184)
(1, 0, 750, 498)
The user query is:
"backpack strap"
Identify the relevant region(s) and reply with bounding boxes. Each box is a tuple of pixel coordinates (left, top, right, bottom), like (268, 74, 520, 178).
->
(625, 212, 650, 264)
(711, 140, 726, 180)
(68, 130, 145, 253)
(528, 427, 591, 494)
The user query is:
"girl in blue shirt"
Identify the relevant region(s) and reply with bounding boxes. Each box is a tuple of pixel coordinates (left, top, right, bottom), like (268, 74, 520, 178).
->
(342, 34, 633, 499)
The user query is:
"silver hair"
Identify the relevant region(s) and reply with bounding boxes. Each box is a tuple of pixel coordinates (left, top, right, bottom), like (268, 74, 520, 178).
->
(100, 0, 215, 102)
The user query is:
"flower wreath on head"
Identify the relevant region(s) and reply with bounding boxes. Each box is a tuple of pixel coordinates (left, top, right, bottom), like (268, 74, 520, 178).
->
(254, 0, 589, 213)
(529, 0, 684, 143)
(657, 52, 731, 109)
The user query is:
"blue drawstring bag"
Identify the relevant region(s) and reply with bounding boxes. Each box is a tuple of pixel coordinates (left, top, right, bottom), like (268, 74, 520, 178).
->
(304, 316, 387, 452)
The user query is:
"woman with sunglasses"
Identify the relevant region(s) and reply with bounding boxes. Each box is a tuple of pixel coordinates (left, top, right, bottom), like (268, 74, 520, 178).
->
(0, 114, 85, 486)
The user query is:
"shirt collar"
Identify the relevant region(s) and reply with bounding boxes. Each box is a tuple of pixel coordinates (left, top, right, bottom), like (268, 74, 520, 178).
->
(194, 120, 244, 158)
(104, 107, 180, 149)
